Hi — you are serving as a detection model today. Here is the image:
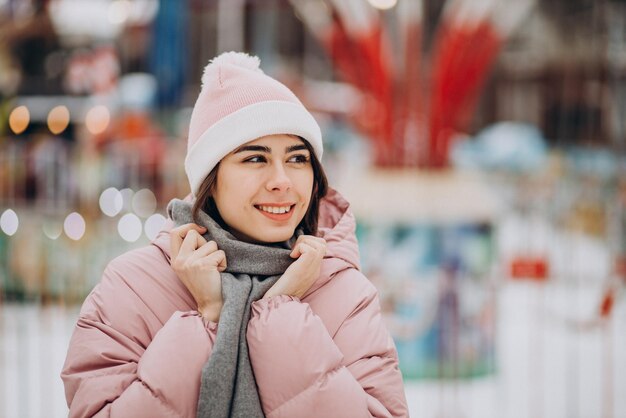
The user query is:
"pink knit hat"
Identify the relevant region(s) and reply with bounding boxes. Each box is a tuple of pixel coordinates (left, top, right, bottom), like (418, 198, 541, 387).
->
(185, 51, 323, 195)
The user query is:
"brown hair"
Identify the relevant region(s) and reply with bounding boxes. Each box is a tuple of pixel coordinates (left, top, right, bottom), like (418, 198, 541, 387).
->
(191, 138, 328, 237)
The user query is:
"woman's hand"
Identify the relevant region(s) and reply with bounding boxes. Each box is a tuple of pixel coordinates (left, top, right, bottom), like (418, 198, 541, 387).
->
(170, 223, 226, 323)
(263, 235, 326, 300)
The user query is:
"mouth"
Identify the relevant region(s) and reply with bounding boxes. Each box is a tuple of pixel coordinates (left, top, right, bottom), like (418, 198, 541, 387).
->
(254, 203, 296, 221)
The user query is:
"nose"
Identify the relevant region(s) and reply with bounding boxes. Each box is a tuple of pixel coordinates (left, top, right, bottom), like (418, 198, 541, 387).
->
(265, 162, 292, 192)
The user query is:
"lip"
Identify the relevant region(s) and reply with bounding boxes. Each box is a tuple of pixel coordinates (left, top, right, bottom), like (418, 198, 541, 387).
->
(255, 202, 295, 207)
(254, 203, 296, 222)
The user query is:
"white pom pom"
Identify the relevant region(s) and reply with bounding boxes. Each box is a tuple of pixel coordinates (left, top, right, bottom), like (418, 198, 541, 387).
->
(202, 51, 262, 87)
(210, 51, 261, 70)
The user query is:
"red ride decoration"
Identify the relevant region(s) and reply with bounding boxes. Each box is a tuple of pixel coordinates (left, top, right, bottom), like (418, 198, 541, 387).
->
(510, 257, 549, 281)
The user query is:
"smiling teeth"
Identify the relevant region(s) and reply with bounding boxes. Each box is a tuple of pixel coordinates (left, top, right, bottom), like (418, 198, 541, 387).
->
(259, 205, 291, 214)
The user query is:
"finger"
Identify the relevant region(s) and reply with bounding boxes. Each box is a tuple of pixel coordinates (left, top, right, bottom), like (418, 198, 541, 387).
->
(303, 235, 326, 244)
(300, 237, 326, 254)
(217, 252, 227, 271)
(172, 223, 207, 239)
(290, 235, 313, 256)
(290, 242, 301, 258)
(170, 224, 206, 257)
(292, 234, 309, 247)
(291, 235, 325, 257)
(293, 235, 325, 249)
(179, 229, 207, 257)
(187, 240, 219, 263)
(290, 242, 316, 258)
(199, 250, 227, 271)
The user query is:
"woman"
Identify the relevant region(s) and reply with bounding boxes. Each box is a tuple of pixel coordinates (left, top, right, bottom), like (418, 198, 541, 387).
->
(61, 52, 409, 418)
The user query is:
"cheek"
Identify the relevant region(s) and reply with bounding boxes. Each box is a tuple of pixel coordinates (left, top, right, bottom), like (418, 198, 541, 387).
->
(298, 172, 314, 208)
(215, 167, 245, 197)
(213, 172, 238, 211)
(305, 172, 315, 198)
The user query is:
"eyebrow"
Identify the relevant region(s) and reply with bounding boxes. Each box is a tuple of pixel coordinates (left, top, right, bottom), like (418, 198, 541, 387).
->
(286, 144, 308, 153)
(234, 145, 270, 154)
(233, 144, 309, 154)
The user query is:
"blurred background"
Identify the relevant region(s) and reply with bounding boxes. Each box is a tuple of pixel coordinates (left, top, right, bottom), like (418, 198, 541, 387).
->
(1, 0, 625, 416)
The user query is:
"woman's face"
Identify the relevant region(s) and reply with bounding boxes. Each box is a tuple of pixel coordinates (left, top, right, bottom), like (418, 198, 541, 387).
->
(213, 134, 314, 243)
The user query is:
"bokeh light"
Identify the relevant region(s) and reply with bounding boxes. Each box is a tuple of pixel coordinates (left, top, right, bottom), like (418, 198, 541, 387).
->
(9, 106, 30, 134)
(120, 188, 134, 212)
(47, 105, 71, 135)
(42, 220, 63, 240)
(108, 0, 131, 25)
(63, 212, 86, 241)
(118, 213, 142, 242)
(129, 0, 159, 25)
(99, 187, 123, 217)
(144, 213, 166, 241)
(85, 105, 111, 135)
(0, 209, 19, 236)
(132, 188, 157, 218)
(368, 0, 397, 10)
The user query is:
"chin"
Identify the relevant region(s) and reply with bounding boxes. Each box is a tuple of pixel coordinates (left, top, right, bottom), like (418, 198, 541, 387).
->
(253, 227, 295, 244)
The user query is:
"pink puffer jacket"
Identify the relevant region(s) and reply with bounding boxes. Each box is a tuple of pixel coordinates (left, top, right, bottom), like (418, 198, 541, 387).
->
(61, 189, 409, 417)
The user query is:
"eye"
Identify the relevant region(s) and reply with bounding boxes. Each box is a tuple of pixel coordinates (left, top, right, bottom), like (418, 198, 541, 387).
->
(287, 154, 310, 164)
(243, 155, 267, 163)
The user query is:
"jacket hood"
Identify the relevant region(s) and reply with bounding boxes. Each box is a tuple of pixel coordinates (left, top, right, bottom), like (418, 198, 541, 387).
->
(151, 187, 360, 295)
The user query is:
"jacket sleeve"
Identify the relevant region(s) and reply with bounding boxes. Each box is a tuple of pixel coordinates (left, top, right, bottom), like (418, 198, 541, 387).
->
(246, 278, 409, 418)
(61, 264, 218, 418)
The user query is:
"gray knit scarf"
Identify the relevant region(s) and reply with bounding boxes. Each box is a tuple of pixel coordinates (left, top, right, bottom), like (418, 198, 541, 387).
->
(167, 199, 298, 418)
